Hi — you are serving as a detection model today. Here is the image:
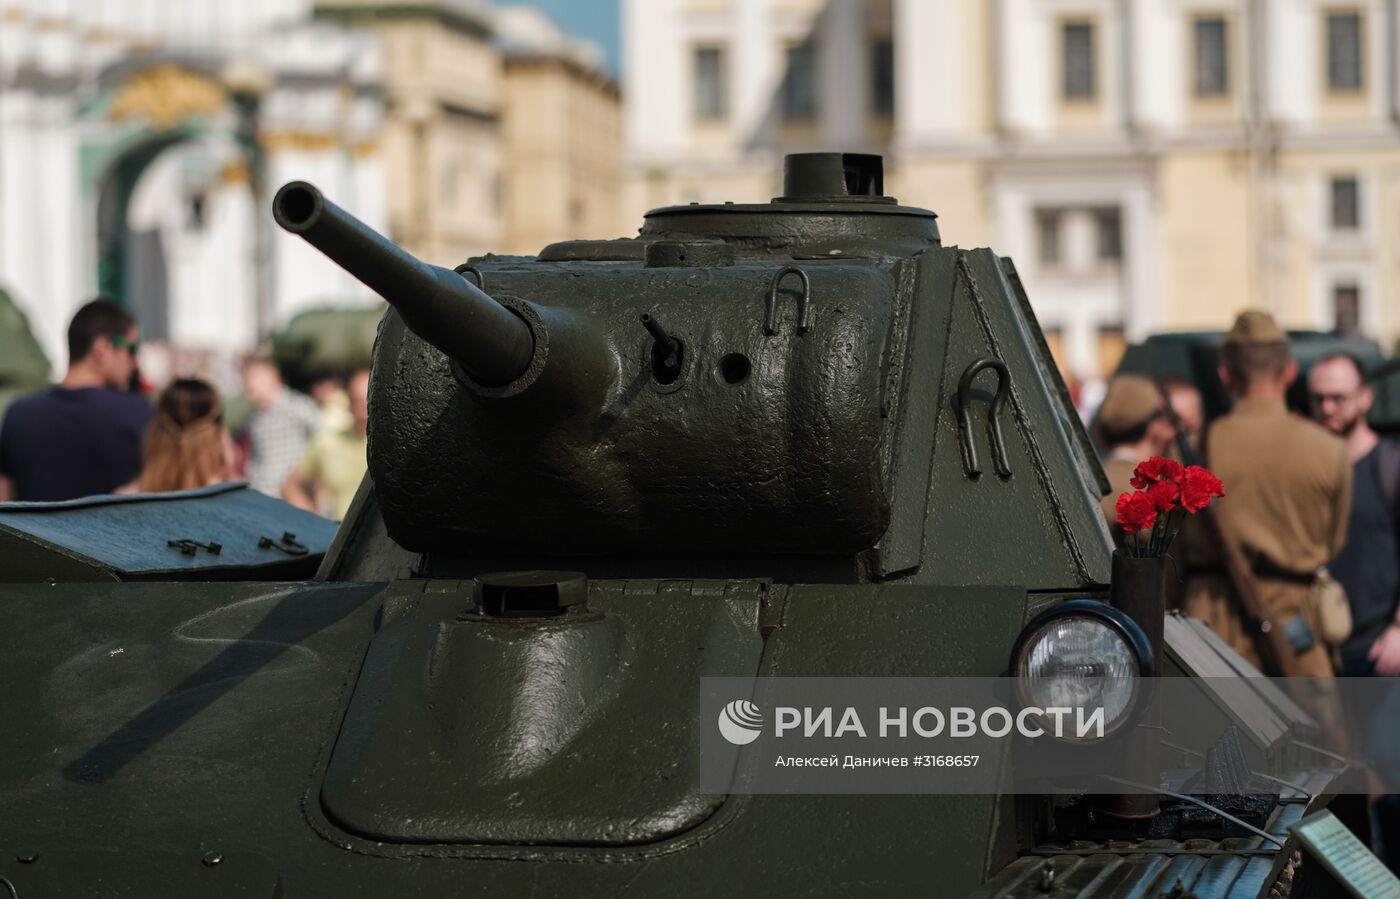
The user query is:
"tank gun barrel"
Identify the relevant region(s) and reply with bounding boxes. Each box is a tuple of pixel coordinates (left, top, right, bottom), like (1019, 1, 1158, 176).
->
(272, 181, 534, 387)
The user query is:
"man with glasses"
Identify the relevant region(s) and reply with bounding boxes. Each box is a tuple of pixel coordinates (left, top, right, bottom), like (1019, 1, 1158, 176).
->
(1310, 353, 1400, 873)
(1308, 353, 1400, 677)
(0, 299, 152, 501)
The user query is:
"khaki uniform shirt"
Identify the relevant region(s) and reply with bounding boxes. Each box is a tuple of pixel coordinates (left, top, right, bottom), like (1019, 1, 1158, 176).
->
(1206, 398, 1351, 573)
(1183, 397, 1351, 675)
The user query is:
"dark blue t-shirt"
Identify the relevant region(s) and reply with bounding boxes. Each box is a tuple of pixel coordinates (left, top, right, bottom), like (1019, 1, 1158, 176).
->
(1336, 441, 1400, 672)
(0, 387, 153, 501)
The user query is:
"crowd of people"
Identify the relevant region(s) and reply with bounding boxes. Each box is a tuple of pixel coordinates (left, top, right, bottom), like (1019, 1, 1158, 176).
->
(0, 299, 369, 521)
(1095, 308, 1398, 680)
(1096, 309, 1400, 867)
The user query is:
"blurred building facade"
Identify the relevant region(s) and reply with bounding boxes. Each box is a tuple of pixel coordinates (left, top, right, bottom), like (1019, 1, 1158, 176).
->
(0, 0, 620, 370)
(314, 2, 623, 262)
(496, 7, 623, 256)
(623, 0, 1400, 380)
(0, 0, 386, 368)
(315, 1, 503, 264)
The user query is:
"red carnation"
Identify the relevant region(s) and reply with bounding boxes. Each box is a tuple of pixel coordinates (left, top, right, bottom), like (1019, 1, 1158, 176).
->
(1130, 455, 1184, 489)
(1179, 466, 1225, 513)
(1115, 491, 1158, 534)
(1130, 456, 1164, 486)
(1146, 479, 1179, 511)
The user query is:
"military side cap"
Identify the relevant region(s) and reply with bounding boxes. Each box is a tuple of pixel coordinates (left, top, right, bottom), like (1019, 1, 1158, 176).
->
(1223, 309, 1287, 347)
(1098, 374, 1163, 433)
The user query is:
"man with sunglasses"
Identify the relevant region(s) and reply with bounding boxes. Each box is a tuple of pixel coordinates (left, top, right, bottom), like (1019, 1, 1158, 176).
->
(1309, 353, 1400, 677)
(0, 299, 152, 501)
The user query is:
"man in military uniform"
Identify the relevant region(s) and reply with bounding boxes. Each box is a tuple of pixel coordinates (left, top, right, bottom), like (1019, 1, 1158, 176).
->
(1182, 310, 1351, 676)
(1094, 374, 1175, 541)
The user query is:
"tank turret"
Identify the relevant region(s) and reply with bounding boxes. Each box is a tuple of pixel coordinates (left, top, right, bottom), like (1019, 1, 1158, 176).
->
(278, 153, 1110, 588)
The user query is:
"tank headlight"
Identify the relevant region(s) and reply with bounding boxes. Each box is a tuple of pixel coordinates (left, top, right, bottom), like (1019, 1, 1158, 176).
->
(1010, 600, 1152, 741)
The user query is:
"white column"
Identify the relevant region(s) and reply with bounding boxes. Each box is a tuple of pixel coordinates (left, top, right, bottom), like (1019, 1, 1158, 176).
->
(0, 14, 52, 358)
(1368, 0, 1389, 122)
(732, 0, 774, 150)
(1265, 0, 1311, 126)
(1062, 210, 1096, 273)
(1122, 184, 1155, 341)
(36, 94, 80, 360)
(0, 11, 26, 86)
(268, 146, 375, 327)
(993, 182, 1032, 276)
(1102, 2, 1125, 132)
(622, 0, 686, 164)
(997, 0, 1035, 134)
(183, 174, 256, 353)
(34, 9, 76, 76)
(820, 0, 868, 148)
(893, 0, 960, 146)
(0, 91, 62, 365)
(1130, 0, 1178, 131)
(1067, 305, 1097, 382)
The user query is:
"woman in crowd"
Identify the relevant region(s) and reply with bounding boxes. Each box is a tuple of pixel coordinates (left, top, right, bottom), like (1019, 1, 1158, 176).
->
(122, 378, 237, 493)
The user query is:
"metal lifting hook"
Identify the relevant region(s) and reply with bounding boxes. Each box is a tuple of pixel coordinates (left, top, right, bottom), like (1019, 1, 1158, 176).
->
(955, 357, 1013, 480)
(763, 265, 812, 336)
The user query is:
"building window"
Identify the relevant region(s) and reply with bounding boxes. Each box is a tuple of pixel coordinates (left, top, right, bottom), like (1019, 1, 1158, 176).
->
(1193, 17, 1228, 96)
(871, 36, 895, 117)
(1062, 22, 1095, 101)
(1326, 12, 1363, 92)
(1330, 176, 1360, 229)
(1094, 208, 1122, 261)
(1333, 284, 1360, 335)
(694, 45, 727, 121)
(782, 41, 817, 120)
(1036, 209, 1062, 265)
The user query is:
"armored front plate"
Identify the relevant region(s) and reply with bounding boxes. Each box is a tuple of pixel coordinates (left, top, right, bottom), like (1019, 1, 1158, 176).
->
(0, 579, 1031, 896)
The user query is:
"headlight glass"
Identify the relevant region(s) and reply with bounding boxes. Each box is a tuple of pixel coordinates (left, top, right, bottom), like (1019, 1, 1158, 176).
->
(1015, 614, 1139, 739)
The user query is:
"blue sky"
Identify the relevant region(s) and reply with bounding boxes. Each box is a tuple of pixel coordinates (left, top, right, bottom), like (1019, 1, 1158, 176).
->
(491, 0, 621, 76)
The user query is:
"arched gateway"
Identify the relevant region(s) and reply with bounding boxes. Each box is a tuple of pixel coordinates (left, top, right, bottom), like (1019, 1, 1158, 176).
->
(0, 7, 385, 365)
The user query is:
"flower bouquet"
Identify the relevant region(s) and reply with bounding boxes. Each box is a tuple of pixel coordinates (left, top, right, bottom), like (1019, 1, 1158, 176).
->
(1114, 456, 1225, 557)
